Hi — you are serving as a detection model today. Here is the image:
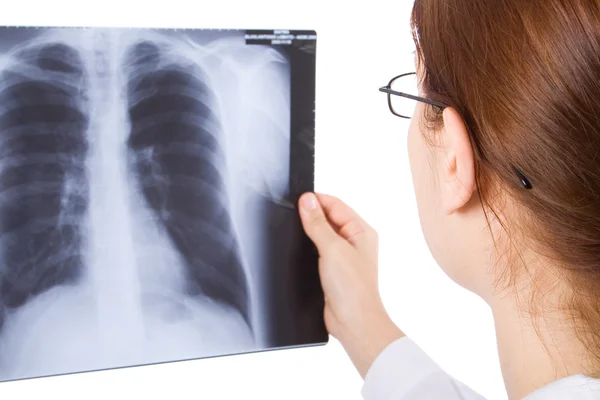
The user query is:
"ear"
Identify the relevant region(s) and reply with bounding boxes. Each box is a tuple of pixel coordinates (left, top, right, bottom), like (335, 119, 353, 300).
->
(440, 107, 476, 215)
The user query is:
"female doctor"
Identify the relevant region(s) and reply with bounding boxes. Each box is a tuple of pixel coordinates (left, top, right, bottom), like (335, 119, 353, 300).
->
(298, 1, 600, 399)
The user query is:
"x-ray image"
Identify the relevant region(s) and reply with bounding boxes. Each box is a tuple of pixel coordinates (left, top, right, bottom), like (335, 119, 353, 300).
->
(0, 26, 325, 382)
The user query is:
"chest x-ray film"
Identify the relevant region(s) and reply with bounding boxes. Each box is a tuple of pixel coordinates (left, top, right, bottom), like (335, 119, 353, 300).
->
(0, 26, 326, 382)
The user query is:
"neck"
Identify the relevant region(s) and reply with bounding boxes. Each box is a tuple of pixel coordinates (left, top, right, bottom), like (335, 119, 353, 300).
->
(489, 287, 590, 399)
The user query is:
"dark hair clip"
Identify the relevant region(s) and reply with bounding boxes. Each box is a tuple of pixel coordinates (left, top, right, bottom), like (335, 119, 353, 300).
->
(513, 167, 532, 189)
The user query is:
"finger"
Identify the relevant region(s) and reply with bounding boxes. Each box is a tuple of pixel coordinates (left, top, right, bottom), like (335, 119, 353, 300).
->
(298, 192, 341, 254)
(315, 193, 378, 257)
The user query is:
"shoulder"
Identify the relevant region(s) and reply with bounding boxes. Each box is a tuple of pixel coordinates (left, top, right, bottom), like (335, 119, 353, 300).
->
(525, 375, 600, 400)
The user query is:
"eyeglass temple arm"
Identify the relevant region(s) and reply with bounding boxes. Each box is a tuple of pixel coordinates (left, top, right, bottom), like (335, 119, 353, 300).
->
(379, 86, 446, 109)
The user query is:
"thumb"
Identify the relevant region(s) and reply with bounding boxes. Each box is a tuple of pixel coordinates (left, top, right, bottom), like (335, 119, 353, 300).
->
(298, 192, 340, 253)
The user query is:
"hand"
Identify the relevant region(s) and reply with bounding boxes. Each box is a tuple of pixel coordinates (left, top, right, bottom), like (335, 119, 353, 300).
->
(298, 192, 405, 378)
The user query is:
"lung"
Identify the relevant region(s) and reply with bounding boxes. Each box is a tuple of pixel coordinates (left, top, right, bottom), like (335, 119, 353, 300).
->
(123, 40, 252, 330)
(0, 42, 90, 331)
(0, 27, 324, 383)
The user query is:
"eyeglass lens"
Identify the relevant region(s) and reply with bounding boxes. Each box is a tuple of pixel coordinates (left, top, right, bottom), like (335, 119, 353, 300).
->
(389, 74, 419, 118)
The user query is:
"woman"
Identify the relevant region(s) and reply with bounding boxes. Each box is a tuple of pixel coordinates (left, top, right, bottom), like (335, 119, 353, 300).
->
(297, 1, 600, 399)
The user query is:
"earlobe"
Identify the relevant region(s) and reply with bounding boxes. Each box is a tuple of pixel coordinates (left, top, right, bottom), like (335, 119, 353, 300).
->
(441, 107, 476, 215)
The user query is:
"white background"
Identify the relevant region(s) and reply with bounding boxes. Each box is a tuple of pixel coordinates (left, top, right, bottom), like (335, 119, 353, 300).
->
(0, 1, 506, 399)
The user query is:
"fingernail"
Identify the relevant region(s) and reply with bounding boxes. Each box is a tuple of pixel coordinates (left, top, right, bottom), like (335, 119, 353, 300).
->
(301, 193, 318, 212)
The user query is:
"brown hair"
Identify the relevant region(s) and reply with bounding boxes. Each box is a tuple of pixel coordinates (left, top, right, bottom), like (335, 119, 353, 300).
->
(411, 0, 600, 371)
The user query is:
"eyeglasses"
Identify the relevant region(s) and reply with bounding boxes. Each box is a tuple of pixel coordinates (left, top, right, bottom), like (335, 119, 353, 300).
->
(379, 72, 446, 119)
(379, 72, 532, 189)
